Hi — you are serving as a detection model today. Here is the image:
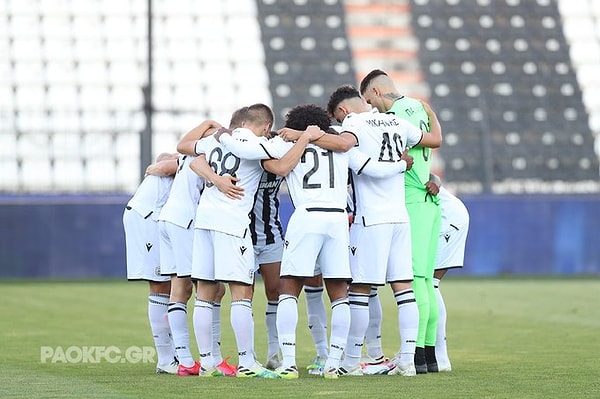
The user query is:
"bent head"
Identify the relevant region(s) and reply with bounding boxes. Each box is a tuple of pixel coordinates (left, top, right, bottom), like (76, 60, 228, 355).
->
(242, 103, 274, 137)
(284, 104, 331, 131)
(359, 69, 397, 112)
(326, 85, 371, 123)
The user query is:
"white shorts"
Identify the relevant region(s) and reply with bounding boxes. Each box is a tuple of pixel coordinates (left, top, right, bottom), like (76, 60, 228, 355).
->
(280, 208, 351, 280)
(349, 222, 413, 285)
(123, 208, 169, 282)
(254, 240, 284, 269)
(192, 228, 256, 285)
(158, 220, 194, 277)
(435, 222, 469, 270)
(435, 188, 470, 271)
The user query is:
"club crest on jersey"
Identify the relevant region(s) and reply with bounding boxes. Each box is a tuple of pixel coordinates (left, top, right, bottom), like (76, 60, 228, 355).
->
(145, 243, 153, 252)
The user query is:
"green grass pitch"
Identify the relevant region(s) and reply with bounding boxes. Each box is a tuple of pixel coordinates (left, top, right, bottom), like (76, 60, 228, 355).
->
(1, 278, 599, 398)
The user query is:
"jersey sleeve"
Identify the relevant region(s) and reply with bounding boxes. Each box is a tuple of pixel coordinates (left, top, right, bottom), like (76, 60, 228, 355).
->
(347, 147, 406, 177)
(400, 118, 424, 148)
(194, 136, 214, 155)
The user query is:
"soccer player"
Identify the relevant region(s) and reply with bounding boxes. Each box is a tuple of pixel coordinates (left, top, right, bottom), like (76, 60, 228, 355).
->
(189, 103, 313, 378)
(271, 103, 416, 378)
(325, 85, 442, 376)
(176, 117, 242, 377)
(426, 175, 470, 372)
(251, 164, 286, 370)
(123, 152, 179, 374)
(360, 69, 443, 373)
(156, 119, 227, 376)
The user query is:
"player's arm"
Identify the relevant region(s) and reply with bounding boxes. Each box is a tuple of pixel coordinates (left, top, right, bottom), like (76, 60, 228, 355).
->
(217, 129, 277, 160)
(348, 147, 412, 178)
(145, 157, 179, 176)
(262, 127, 320, 177)
(189, 154, 244, 200)
(278, 127, 357, 152)
(415, 102, 442, 148)
(177, 119, 222, 155)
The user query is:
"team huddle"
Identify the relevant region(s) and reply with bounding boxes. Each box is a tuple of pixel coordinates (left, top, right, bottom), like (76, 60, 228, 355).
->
(123, 69, 470, 379)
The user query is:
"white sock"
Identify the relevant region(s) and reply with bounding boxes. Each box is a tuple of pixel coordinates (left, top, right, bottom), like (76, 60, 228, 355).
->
(265, 301, 279, 358)
(193, 299, 216, 368)
(343, 292, 369, 369)
(230, 299, 255, 368)
(325, 297, 350, 371)
(366, 287, 384, 359)
(168, 302, 194, 367)
(212, 302, 223, 364)
(304, 286, 328, 357)
(434, 278, 449, 364)
(277, 294, 298, 368)
(148, 293, 174, 365)
(394, 289, 419, 365)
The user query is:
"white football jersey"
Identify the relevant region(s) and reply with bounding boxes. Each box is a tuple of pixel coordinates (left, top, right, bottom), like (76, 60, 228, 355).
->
(157, 155, 204, 229)
(194, 128, 268, 237)
(342, 109, 423, 226)
(126, 174, 173, 221)
(268, 136, 349, 209)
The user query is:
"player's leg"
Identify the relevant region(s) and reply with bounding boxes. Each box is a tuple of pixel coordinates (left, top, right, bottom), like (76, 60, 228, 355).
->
(258, 256, 282, 369)
(433, 269, 450, 371)
(407, 201, 438, 374)
(167, 223, 197, 375)
(212, 282, 237, 375)
(303, 274, 328, 374)
(364, 286, 385, 363)
(215, 232, 278, 378)
(323, 278, 351, 376)
(433, 203, 469, 372)
(340, 282, 370, 375)
(318, 214, 352, 377)
(149, 281, 177, 374)
(124, 210, 176, 374)
(424, 207, 441, 372)
(276, 276, 305, 378)
(387, 222, 418, 377)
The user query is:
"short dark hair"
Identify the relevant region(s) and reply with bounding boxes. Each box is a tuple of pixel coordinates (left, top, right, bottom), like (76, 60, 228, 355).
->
(229, 106, 248, 129)
(326, 85, 361, 117)
(246, 103, 275, 127)
(359, 69, 388, 95)
(284, 104, 331, 131)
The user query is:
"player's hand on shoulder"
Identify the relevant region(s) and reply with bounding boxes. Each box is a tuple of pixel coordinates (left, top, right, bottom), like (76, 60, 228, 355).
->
(277, 127, 302, 142)
(305, 125, 325, 142)
(214, 127, 233, 143)
(401, 148, 414, 171)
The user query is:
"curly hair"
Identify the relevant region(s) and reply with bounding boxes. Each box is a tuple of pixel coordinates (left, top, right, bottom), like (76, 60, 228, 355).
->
(326, 85, 361, 117)
(359, 69, 388, 95)
(284, 104, 331, 131)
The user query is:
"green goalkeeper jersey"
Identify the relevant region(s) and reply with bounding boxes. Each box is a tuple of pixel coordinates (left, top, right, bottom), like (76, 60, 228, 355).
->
(389, 96, 439, 204)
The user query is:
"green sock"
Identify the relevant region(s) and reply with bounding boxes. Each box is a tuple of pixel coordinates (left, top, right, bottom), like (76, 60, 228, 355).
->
(425, 278, 439, 347)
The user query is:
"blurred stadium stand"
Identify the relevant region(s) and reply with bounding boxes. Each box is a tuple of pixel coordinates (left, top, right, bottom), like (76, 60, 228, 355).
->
(0, 0, 598, 193)
(0, 0, 598, 277)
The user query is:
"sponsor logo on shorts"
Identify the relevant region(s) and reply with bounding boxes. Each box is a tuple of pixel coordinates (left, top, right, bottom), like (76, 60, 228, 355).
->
(145, 242, 153, 252)
(444, 234, 450, 243)
(240, 246, 247, 255)
(350, 246, 357, 256)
